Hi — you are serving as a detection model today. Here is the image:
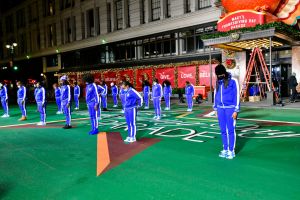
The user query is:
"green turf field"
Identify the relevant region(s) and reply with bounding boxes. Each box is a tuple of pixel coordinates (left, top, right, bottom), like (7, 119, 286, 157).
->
(0, 101, 299, 200)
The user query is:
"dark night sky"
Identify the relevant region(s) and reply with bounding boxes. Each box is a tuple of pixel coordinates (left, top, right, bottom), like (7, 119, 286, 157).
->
(0, 0, 23, 13)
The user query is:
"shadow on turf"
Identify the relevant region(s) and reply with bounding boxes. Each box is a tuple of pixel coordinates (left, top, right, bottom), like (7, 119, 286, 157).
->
(235, 137, 249, 154)
(0, 182, 14, 198)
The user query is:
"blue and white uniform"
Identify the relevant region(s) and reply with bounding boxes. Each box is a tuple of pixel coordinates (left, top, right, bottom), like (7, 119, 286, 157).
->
(213, 74, 240, 153)
(61, 85, 71, 126)
(101, 84, 108, 109)
(119, 87, 126, 112)
(124, 87, 143, 140)
(36, 87, 46, 123)
(0, 85, 9, 116)
(143, 85, 150, 109)
(111, 85, 118, 106)
(164, 85, 172, 110)
(152, 83, 163, 119)
(97, 85, 105, 118)
(55, 87, 62, 113)
(185, 84, 195, 111)
(74, 85, 80, 109)
(86, 83, 100, 134)
(17, 86, 27, 117)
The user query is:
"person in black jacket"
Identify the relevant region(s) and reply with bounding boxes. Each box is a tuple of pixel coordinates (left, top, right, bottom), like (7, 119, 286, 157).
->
(288, 72, 298, 103)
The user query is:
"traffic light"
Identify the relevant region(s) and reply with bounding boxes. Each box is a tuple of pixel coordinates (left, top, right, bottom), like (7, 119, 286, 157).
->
(13, 66, 18, 70)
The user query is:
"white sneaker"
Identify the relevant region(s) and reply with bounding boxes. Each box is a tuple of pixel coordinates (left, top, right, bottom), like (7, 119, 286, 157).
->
(37, 122, 46, 126)
(219, 150, 228, 158)
(124, 137, 136, 143)
(226, 151, 235, 159)
(121, 110, 125, 113)
(153, 116, 158, 120)
(144, 107, 149, 109)
(125, 127, 128, 131)
(156, 116, 161, 120)
(113, 105, 118, 108)
(74, 107, 79, 110)
(1, 114, 9, 118)
(124, 137, 131, 143)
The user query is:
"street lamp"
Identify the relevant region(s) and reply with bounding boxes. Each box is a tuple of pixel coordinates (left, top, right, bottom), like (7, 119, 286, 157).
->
(5, 42, 17, 67)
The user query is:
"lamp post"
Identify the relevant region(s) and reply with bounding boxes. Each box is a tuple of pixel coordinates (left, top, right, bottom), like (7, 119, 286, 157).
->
(5, 42, 17, 67)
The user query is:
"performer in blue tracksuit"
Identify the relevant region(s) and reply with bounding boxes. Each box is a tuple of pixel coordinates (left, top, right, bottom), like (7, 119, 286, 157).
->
(213, 64, 240, 160)
(119, 81, 126, 113)
(17, 81, 27, 121)
(152, 78, 163, 120)
(163, 80, 172, 111)
(84, 74, 100, 135)
(60, 75, 72, 129)
(53, 83, 62, 114)
(33, 81, 39, 112)
(111, 82, 118, 107)
(185, 81, 195, 112)
(36, 81, 46, 126)
(74, 82, 80, 110)
(143, 80, 150, 109)
(122, 81, 143, 143)
(0, 82, 9, 118)
(97, 83, 105, 120)
(101, 81, 108, 111)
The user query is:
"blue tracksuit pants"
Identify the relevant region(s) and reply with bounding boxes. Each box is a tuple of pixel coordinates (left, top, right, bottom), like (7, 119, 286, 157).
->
(56, 98, 62, 112)
(88, 102, 98, 131)
(113, 94, 118, 106)
(62, 101, 71, 125)
(1, 99, 8, 115)
(186, 95, 193, 110)
(18, 99, 26, 116)
(37, 103, 46, 123)
(164, 94, 171, 109)
(74, 95, 79, 108)
(97, 98, 102, 118)
(120, 95, 126, 111)
(153, 97, 161, 117)
(217, 108, 236, 152)
(125, 107, 137, 138)
(144, 93, 149, 107)
(101, 95, 107, 108)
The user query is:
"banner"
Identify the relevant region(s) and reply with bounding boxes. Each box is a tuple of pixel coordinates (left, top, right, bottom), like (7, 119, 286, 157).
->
(136, 68, 153, 91)
(102, 71, 118, 83)
(93, 72, 102, 83)
(199, 64, 217, 87)
(155, 67, 175, 86)
(177, 65, 196, 88)
(119, 69, 134, 83)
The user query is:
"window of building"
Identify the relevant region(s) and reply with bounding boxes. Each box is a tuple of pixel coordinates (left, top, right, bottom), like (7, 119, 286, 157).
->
(198, 0, 211, 9)
(166, 0, 171, 18)
(127, 0, 133, 27)
(47, 23, 57, 47)
(107, 3, 112, 32)
(115, 0, 123, 30)
(5, 15, 14, 33)
(16, 9, 26, 29)
(151, 0, 161, 21)
(28, 2, 38, 23)
(81, 13, 85, 39)
(60, 0, 75, 10)
(18, 33, 27, 55)
(87, 9, 94, 37)
(140, 0, 146, 24)
(72, 16, 76, 41)
(44, 0, 55, 16)
(95, 8, 100, 35)
(65, 18, 71, 43)
(184, 0, 191, 13)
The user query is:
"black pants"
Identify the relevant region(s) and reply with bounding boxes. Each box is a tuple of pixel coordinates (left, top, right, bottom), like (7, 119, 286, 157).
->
(290, 88, 297, 101)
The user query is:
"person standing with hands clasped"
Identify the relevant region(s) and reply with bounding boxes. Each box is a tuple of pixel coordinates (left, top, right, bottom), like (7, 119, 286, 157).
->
(213, 64, 240, 160)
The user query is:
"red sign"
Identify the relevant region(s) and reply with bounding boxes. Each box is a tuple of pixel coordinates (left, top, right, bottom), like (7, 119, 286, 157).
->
(155, 67, 175, 86)
(217, 10, 265, 32)
(199, 64, 217, 87)
(177, 66, 196, 88)
(93, 73, 102, 83)
(119, 69, 134, 83)
(102, 71, 117, 83)
(136, 68, 153, 91)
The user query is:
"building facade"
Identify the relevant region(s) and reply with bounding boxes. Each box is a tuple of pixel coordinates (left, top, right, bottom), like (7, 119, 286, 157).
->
(0, 0, 222, 76)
